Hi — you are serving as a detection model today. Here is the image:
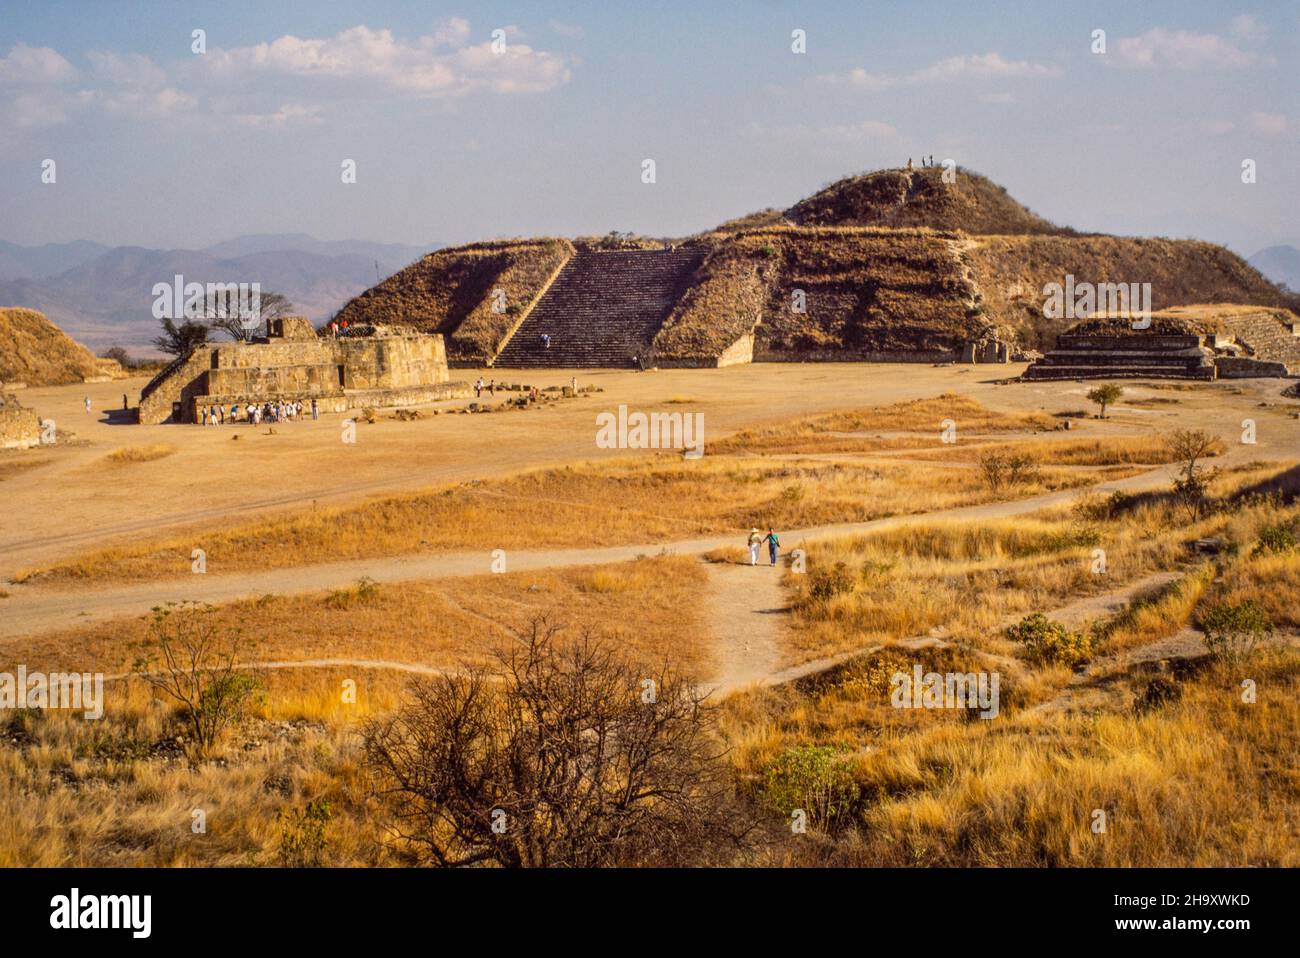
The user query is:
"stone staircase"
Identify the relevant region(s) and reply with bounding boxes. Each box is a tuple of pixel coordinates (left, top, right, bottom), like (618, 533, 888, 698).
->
(1021, 334, 1217, 381)
(492, 249, 704, 368)
(1220, 311, 1300, 374)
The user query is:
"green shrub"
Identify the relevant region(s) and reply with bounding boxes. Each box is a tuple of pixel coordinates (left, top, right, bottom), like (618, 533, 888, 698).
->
(808, 561, 855, 602)
(1253, 521, 1297, 556)
(1006, 612, 1092, 667)
(278, 799, 332, 867)
(1199, 600, 1273, 665)
(761, 745, 859, 832)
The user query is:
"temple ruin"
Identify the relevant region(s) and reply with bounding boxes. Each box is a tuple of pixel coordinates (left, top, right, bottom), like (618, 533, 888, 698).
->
(0, 392, 40, 449)
(138, 317, 465, 424)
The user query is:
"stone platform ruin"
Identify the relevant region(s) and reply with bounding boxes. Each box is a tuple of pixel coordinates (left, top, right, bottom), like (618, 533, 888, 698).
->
(0, 392, 40, 449)
(138, 318, 468, 424)
(1021, 331, 1217, 381)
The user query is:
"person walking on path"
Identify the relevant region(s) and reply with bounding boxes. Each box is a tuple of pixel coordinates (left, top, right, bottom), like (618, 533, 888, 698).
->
(475, 377, 484, 398)
(311, 397, 319, 421)
(747, 528, 762, 566)
(763, 528, 779, 566)
(84, 397, 91, 414)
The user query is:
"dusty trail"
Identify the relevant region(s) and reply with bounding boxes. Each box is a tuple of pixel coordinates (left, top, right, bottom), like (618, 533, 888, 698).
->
(0, 463, 1180, 640)
(703, 560, 787, 693)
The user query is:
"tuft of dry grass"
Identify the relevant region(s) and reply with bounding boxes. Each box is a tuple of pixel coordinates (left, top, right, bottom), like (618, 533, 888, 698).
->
(104, 444, 176, 465)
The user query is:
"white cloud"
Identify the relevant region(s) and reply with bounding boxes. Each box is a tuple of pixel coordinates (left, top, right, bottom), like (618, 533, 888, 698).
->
(1229, 14, 1268, 42)
(196, 23, 570, 98)
(88, 51, 167, 88)
(549, 20, 586, 40)
(431, 17, 472, 47)
(1249, 111, 1288, 136)
(226, 102, 325, 128)
(1112, 27, 1269, 70)
(825, 51, 1060, 90)
(0, 43, 78, 85)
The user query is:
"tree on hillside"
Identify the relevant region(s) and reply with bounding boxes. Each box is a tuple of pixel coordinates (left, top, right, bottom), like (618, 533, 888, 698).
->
(1167, 427, 1221, 520)
(206, 291, 295, 342)
(99, 345, 132, 368)
(363, 619, 748, 867)
(1087, 383, 1123, 419)
(152, 316, 210, 356)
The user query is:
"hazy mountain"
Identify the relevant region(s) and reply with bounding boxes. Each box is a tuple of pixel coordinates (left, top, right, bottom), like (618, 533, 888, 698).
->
(204, 234, 433, 270)
(0, 240, 111, 282)
(1249, 245, 1300, 292)
(0, 235, 442, 354)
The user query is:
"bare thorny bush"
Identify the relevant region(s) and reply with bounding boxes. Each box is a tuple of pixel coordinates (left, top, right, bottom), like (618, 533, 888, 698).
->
(363, 619, 752, 867)
(133, 601, 261, 754)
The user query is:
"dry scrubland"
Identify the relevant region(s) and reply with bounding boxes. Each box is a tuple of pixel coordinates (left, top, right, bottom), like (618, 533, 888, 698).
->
(723, 465, 1300, 866)
(2, 388, 1298, 866)
(15, 394, 1122, 585)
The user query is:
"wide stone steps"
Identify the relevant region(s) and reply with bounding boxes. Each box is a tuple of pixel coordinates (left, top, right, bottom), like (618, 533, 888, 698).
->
(493, 248, 704, 368)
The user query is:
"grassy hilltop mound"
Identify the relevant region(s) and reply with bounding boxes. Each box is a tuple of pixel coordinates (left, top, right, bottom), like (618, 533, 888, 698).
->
(786, 166, 1073, 236)
(965, 235, 1289, 349)
(331, 166, 1294, 366)
(0, 307, 109, 386)
(333, 239, 573, 364)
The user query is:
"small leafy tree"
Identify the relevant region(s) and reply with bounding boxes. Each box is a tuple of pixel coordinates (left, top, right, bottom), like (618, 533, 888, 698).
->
(152, 316, 210, 357)
(134, 602, 260, 753)
(977, 451, 1039, 492)
(1086, 383, 1123, 419)
(761, 745, 860, 832)
(1199, 600, 1273, 666)
(1166, 428, 1220, 520)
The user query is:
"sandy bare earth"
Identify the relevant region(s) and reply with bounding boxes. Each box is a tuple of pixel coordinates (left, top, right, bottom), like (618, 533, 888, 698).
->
(1, 364, 1296, 691)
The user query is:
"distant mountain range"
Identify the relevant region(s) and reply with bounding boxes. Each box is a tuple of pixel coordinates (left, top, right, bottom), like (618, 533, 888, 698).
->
(1249, 245, 1300, 293)
(0, 235, 440, 354)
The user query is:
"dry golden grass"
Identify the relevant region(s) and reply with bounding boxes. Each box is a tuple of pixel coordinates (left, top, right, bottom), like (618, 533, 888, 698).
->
(722, 486, 1300, 868)
(19, 442, 1108, 584)
(2, 554, 715, 681)
(712, 393, 1055, 456)
(906, 434, 1215, 466)
(0, 456, 51, 481)
(104, 443, 176, 465)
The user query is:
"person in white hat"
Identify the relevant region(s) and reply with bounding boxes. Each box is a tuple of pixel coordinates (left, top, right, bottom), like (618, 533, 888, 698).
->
(747, 528, 762, 566)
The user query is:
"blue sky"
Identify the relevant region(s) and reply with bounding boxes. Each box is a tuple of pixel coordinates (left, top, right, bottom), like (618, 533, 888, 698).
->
(0, 0, 1296, 256)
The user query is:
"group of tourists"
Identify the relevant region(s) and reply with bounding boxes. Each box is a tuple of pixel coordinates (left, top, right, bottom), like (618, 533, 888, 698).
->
(474, 377, 497, 398)
(327, 319, 352, 337)
(747, 527, 780, 566)
(197, 397, 319, 425)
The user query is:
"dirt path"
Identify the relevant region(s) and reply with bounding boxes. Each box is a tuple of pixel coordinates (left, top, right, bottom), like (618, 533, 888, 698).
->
(702, 560, 787, 693)
(0, 463, 1179, 641)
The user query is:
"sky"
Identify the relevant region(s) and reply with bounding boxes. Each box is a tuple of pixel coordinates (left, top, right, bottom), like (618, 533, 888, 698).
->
(0, 0, 1296, 256)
